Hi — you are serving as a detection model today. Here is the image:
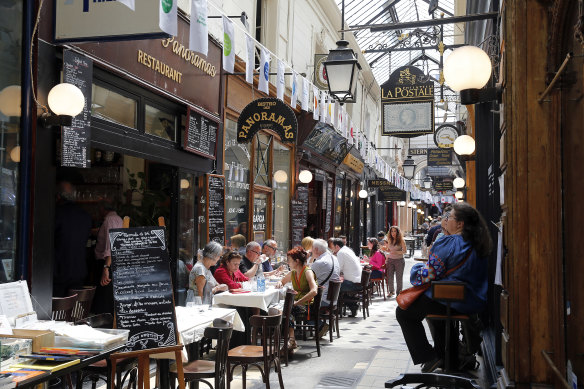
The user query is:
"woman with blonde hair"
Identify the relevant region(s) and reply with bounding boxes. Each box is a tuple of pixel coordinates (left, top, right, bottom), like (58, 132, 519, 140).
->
(301, 236, 314, 263)
(386, 226, 407, 298)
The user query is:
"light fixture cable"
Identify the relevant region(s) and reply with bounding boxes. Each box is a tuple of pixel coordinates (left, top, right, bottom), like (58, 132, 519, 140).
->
(30, 0, 48, 113)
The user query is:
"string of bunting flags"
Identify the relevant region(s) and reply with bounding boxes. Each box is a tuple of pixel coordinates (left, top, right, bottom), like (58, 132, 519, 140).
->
(125, 0, 436, 203)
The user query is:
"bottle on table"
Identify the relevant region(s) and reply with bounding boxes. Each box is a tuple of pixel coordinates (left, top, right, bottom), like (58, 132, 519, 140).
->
(256, 263, 265, 292)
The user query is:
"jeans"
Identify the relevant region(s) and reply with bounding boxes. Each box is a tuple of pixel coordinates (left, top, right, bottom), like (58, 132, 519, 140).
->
(386, 257, 405, 294)
(395, 294, 459, 365)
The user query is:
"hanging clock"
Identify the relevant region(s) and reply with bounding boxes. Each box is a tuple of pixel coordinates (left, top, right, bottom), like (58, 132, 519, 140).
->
(434, 124, 459, 148)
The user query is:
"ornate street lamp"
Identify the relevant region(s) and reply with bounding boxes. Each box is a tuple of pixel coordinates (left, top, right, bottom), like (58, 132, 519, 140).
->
(402, 155, 416, 179)
(322, 0, 361, 104)
(423, 176, 432, 189)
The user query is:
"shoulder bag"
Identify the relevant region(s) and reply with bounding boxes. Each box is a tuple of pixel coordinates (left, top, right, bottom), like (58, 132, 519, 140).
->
(396, 249, 472, 310)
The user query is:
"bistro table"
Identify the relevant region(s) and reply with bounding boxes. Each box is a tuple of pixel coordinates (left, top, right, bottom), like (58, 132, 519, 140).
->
(404, 237, 416, 258)
(17, 344, 125, 389)
(213, 287, 281, 312)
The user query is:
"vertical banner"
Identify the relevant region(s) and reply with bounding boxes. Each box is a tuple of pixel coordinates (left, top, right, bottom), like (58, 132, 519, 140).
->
(290, 71, 298, 108)
(312, 86, 320, 120)
(189, 0, 208, 55)
(320, 92, 326, 123)
(118, 0, 135, 10)
(349, 120, 354, 145)
(302, 77, 309, 111)
(277, 59, 285, 100)
(222, 16, 235, 73)
(258, 48, 270, 94)
(245, 34, 255, 84)
(159, 0, 177, 36)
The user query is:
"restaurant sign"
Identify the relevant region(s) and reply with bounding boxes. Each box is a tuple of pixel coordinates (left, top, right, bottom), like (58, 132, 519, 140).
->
(427, 148, 453, 166)
(237, 98, 297, 143)
(434, 180, 454, 191)
(342, 153, 364, 174)
(381, 66, 434, 138)
(368, 180, 406, 202)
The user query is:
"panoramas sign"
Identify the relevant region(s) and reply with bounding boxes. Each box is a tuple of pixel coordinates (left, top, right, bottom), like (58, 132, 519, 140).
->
(237, 98, 297, 143)
(55, 0, 168, 42)
(381, 66, 434, 137)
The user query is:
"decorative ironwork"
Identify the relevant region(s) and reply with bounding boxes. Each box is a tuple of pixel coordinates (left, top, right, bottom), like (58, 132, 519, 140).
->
(575, 0, 584, 47)
(367, 26, 440, 53)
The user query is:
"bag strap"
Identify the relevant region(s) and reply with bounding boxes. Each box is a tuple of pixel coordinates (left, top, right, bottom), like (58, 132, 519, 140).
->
(444, 249, 473, 276)
(320, 255, 336, 285)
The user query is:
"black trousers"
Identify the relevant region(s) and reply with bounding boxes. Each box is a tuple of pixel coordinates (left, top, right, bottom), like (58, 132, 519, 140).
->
(396, 294, 459, 365)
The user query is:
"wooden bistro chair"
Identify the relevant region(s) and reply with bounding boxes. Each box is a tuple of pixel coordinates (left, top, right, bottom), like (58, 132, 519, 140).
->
(294, 286, 324, 357)
(68, 286, 97, 322)
(227, 312, 284, 389)
(320, 280, 342, 342)
(52, 294, 78, 321)
(278, 290, 296, 366)
(169, 324, 233, 389)
(369, 263, 387, 301)
(340, 270, 372, 320)
(385, 281, 481, 389)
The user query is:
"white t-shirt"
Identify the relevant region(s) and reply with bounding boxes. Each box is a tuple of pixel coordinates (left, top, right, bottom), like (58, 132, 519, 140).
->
(336, 246, 362, 283)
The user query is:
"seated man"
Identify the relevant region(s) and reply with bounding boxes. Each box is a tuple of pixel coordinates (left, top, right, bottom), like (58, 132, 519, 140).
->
(331, 238, 362, 316)
(310, 239, 340, 307)
(260, 239, 277, 272)
(239, 241, 279, 278)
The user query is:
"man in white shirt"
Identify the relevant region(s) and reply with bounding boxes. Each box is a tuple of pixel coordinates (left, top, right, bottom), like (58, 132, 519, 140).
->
(311, 239, 340, 307)
(331, 238, 362, 316)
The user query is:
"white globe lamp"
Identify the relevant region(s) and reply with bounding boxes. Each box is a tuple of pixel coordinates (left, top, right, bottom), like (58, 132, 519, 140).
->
(48, 83, 85, 116)
(453, 135, 476, 156)
(444, 46, 492, 92)
(453, 177, 466, 189)
(455, 191, 464, 199)
(298, 170, 313, 184)
(274, 170, 288, 183)
(358, 189, 368, 199)
(0, 85, 21, 117)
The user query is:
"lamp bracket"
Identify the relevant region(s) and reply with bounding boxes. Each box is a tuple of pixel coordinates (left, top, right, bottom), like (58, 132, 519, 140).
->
(40, 112, 73, 127)
(460, 84, 502, 105)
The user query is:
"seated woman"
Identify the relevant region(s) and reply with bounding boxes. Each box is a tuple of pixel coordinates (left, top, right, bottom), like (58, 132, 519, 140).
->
(275, 247, 318, 351)
(396, 202, 492, 373)
(362, 237, 385, 279)
(213, 250, 249, 290)
(187, 241, 228, 304)
(301, 236, 314, 263)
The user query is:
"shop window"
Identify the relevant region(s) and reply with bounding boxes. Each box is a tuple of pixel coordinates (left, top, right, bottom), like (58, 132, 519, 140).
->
(177, 172, 196, 305)
(272, 141, 290, 253)
(334, 178, 343, 235)
(0, 1, 22, 282)
(91, 83, 137, 128)
(253, 192, 268, 244)
(224, 120, 250, 244)
(145, 104, 176, 141)
(253, 133, 271, 187)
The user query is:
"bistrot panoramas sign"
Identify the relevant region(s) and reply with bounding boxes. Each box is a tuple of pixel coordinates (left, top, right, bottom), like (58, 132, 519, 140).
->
(381, 66, 434, 138)
(237, 98, 297, 143)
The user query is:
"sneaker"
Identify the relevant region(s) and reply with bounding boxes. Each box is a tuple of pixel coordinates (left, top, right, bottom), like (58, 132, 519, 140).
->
(421, 356, 443, 373)
(318, 323, 329, 339)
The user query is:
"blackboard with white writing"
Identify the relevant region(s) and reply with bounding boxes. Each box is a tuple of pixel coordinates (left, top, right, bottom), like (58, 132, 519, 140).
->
(291, 186, 309, 247)
(61, 50, 92, 168)
(207, 175, 225, 245)
(109, 226, 177, 352)
(184, 106, 218, 159)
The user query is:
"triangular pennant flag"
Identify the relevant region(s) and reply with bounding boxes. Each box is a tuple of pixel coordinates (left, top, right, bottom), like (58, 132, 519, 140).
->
(313, 86, 320, 120)
(258, 48, 270, 94)
(118, 0, 135, 10)
(222, 16, 235, 73)
(245, 34, 255, 84)
(277, 60, 285, 100)
(189, 0, 208, 55)
(291, 71, 299, 108)
(159, 0, 177, 36)
(301, 77, 309, 111)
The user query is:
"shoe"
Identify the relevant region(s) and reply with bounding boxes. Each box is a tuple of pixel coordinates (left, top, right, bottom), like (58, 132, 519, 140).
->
(421, 356, 443, 373)
(349, 306, 358, 317)
(387, 292, 395, 298)
(288, 338, 298, 351)
(318, 323, 329, 339)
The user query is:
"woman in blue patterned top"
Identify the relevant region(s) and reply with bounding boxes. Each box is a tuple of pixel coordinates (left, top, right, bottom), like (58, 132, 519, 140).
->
(396, 202, 492, 373)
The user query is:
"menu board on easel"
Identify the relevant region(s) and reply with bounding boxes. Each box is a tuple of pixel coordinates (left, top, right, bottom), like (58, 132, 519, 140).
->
(206, 174, 225, 245)
(109, 226, 177, 352)
(291, 186, 309, 247)
(183, 106, 218, 159)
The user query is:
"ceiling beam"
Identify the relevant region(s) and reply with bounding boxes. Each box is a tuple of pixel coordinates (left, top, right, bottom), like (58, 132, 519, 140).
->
(419, 0, 454, 17)
(364, 43, 465, 53)
(343, 12, 498, 32)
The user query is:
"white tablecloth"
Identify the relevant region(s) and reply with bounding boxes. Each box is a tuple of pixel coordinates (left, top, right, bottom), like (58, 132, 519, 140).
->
(212, 287, 281, 312)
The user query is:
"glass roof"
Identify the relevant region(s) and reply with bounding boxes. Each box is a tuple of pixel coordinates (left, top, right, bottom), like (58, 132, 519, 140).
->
(336, 0, 458, 102)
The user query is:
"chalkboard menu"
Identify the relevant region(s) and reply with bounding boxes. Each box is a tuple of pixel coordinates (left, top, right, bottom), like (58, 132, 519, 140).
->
(61, 50, 92, 168)
(109, 226, 177, 352)
(325, 182, 332, 234)
(303, 123, 351, 165)
(207, 174, 225, 245)
(427, 148, 453, 166)
(183, 106, 219, 159)
(291, 186, 308, 247)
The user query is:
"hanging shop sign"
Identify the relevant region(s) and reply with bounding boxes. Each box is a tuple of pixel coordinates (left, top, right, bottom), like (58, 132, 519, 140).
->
(183, 106, 219, 159)
(303, 122, 351, 165)
(427, 148, 453, 166)
(408, 148, 428, 155)
(434, 124, 459, 148)
(314, 54, 329, 90)
(434, 179, 454, 191)
(55, 0, 168, 43)
(237, 98, 297, 143)
(381, 66, 434, 137)
(368, 180, 407, 202)
(342, 152, 364, 174)
(61, 50, 92, 169)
